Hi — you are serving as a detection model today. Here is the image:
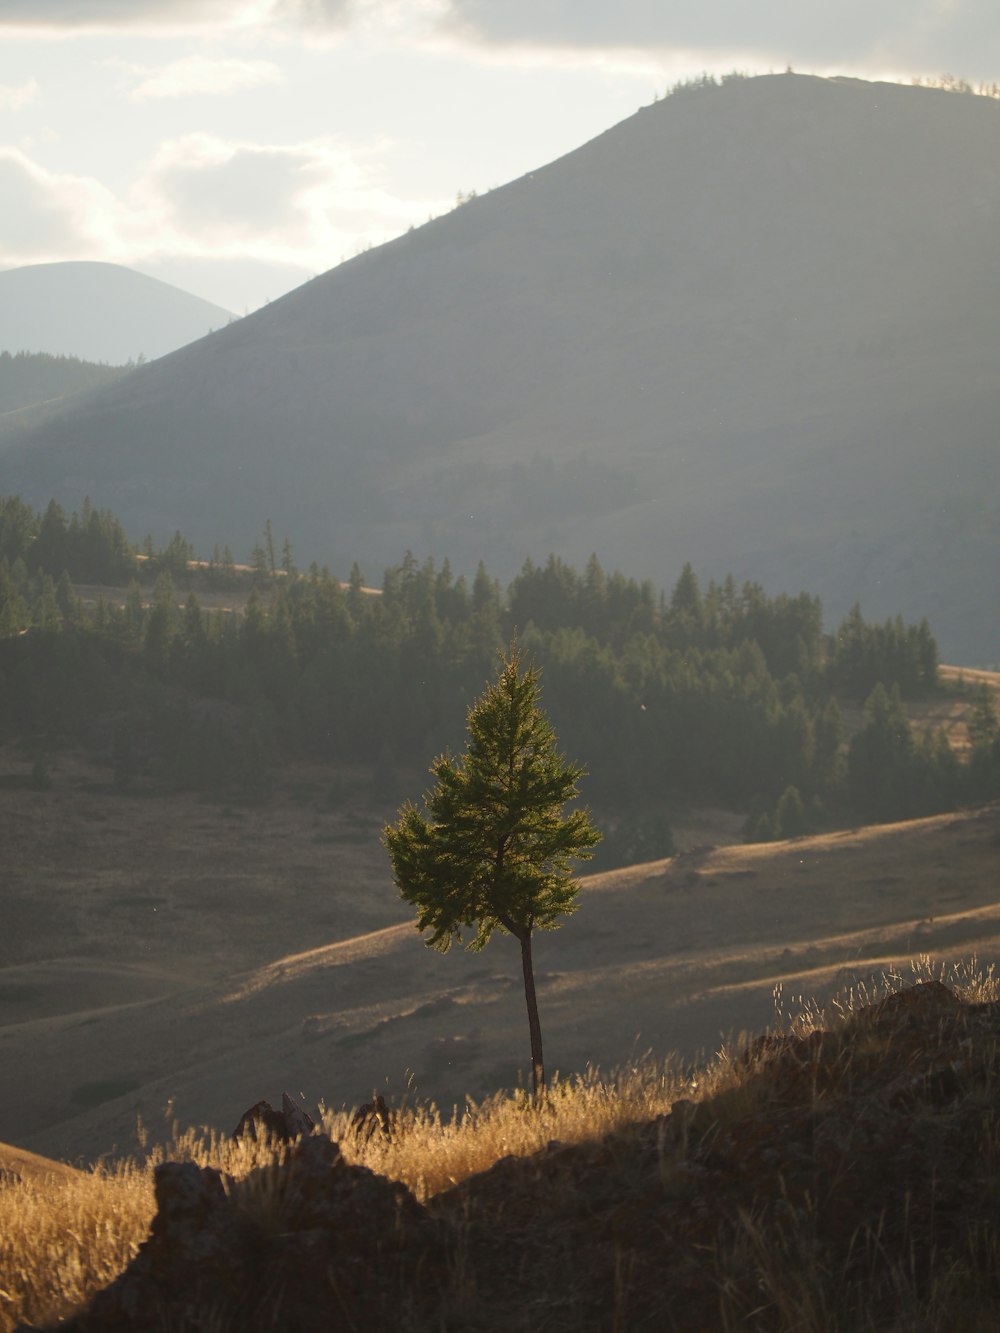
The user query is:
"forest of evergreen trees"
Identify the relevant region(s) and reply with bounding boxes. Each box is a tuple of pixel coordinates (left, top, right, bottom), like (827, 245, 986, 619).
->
(1, 494, 998, 858)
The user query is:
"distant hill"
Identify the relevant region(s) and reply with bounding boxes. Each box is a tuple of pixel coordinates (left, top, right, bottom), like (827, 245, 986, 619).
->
(1, 77, 999, 662)
(0, 261, 233, 364)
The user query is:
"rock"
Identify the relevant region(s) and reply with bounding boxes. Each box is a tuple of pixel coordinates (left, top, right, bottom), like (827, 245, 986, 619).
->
(232, 1092, 315, 1144)
(282, 1091, 316, 1138)
(63, 1135, 447, 1331)
(73, 1161, 238, 1330)
(351, 1091, 395, 1144)
(232, 1098, 290, 1143)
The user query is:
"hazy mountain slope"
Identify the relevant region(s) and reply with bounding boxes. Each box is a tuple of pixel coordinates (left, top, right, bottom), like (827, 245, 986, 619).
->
(2, 77, 999, 660)
(0, 262, 233, 364)
(0, 350, 128, 420)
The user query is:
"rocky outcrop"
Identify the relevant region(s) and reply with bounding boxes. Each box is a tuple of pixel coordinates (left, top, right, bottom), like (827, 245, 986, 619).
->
(59, 1134, 446, 1332)
(433, 978, 1000, 1329)
(232, 1091, 316, 1143)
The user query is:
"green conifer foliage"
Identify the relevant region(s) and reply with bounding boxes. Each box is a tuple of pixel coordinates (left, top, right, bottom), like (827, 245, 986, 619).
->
(384, 642, 601, 1096)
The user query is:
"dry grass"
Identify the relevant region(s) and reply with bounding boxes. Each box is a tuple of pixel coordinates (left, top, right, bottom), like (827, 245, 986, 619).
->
(0, 1159, 151, 1330)
(0, 1054, 693, 1329)
(320, 1057, 686, 1201)
(0, 1070, 681, 1331)
(715, 1187, 1000, 1333)
(0, 1128, 306, 1332)
(774, 952, 999, 1037)
(7, 956, 999, 1333)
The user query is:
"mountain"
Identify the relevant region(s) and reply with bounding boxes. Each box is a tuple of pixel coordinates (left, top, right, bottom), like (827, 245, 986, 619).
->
(1, 76, 999, 662)
(0, 261, 233, 364)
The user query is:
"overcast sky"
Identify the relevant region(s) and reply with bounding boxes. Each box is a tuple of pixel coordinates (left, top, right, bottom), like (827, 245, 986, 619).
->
(0, 0, 995, 311)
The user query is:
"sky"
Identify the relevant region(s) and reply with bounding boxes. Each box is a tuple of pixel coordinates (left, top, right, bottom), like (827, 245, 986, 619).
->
(0, 0, 996, 313)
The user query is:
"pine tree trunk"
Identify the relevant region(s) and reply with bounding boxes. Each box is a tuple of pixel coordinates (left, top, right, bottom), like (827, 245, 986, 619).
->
(519, 931, 545, 1097)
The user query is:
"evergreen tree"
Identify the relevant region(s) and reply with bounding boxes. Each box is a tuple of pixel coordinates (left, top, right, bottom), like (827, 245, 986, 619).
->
(847, 683, 915, 821)
(0, 562, 27, 637)
(34, 574, 61, 631)
(264, 519, 277, 577)
(384, 642, 601, 1097)
(144, 570, 178, 671)
(775, 784, 807, 838)
(968, 686, 999, 749)
(55, 569, 77, 619)
(666, 561, 703, 647)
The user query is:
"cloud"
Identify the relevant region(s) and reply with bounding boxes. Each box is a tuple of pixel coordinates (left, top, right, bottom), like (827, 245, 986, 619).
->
(0, 0, 428, 38)
(0, 149, 119, 261)
(0, 0, 353, 32)
(141, 135, 331, 242)
(134, 133, 437, 266)
(0, 0, 251, 30)
(0, 131, 440, 282)
(437, 0, 1000, 75)
(127, 56, 284, 100)
(0, 78, 39, 109)
(4, 0, 988, 69)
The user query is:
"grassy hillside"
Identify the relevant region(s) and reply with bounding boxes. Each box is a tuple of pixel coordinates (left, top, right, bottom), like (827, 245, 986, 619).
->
(6, 959, 1000, 1330)
(2, 738, 998, 1167)
(0, 352, 128, 420)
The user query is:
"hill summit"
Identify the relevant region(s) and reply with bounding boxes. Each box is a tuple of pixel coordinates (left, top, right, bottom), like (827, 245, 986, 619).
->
(0, 262, 233, 364)
(2, 75, 999, 661)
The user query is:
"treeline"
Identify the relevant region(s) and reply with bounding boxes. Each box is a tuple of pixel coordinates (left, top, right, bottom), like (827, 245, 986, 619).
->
(1, 496, 998, 844)
(0, 494, 250, 588)
(1, 495, 137, 586)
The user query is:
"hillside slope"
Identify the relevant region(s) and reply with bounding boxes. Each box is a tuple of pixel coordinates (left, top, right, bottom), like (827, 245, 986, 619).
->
(24, 976, 1000, 1332)
(0, 351, 128, 422)
(0, 262, 233, 365)
(2, 77, 1000, 660)
(2, 756, 998, 1164)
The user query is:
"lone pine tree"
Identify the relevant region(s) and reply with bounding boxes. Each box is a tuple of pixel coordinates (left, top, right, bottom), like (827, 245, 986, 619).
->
(384, 642, 601, 1097)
